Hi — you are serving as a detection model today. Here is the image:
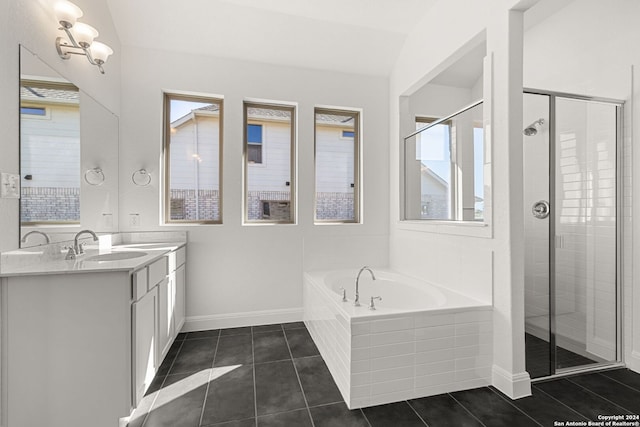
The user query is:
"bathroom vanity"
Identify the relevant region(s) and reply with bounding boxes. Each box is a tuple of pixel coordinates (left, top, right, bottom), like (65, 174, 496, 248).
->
(0, 238, 186, 427)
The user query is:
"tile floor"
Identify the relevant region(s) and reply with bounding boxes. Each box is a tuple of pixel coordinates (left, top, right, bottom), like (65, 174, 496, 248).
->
(129, 323, 640, 427)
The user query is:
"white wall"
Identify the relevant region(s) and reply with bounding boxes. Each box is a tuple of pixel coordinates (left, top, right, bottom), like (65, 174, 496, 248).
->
(0, 0, 121, 251)
(118, 46, 389, 328)
(522, 0, 640, 372)
(390, 0, 531, 398)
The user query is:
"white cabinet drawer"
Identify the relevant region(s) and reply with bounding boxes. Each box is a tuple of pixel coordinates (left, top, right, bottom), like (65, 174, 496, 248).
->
(132, 268, 148, 301)
(148, 257, 168, 288)
(176, 247, 186, 268)
(167, 247, 186, 272)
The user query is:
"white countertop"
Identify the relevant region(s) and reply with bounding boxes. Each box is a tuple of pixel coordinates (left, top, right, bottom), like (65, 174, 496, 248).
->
(0, 242, 186, 277)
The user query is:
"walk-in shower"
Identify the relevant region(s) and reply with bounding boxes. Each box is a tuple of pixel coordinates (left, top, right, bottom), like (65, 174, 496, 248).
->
(523, 90, 622, 379)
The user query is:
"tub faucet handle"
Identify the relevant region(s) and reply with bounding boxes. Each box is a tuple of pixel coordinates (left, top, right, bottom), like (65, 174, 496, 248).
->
(369, 296, 382, 310)
(339, 287, 348, 302)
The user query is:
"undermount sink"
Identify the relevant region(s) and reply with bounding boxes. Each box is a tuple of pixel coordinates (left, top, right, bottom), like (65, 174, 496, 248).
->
(85, 251, 148, 262)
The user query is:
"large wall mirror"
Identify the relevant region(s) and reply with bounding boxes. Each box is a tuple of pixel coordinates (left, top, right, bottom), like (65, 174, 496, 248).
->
(400, 34, 488, 224)
(19, 45, 119, 247)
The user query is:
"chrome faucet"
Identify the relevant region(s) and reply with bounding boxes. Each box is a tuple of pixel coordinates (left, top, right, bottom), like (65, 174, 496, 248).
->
(65, 230, 99, 260)
(21, 230, 51, 245)
(354, 266, 376, 307)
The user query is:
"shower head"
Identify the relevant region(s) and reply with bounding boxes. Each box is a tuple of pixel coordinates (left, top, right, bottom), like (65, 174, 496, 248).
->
(523, 118, 545, 136)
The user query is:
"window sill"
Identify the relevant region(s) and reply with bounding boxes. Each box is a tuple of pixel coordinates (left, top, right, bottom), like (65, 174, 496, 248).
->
(396, 220, 492, 238)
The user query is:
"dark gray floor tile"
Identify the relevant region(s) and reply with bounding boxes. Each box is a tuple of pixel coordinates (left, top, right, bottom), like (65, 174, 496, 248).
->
(535, 379, 631, 420)
(253, 331, 291, 364)
(252, 324, 282, 334)
(168, 337, 217, 375)
(156, 339, 183, 376)
(185, 329, 220, 340)
(201, 365, 255, 425)
(451, 387, 539, 427)
(257, 409, 312, 427)
(214, 334, 253, 367)
(175, 332, 187, 341)
(282, 322, 306, 330)
(203, 419, 256, 427)
(309, 403, 369, 427)
(220, 327, 252, 336)
(409, 394, 482, 427)
(284, 328, 319, 358)
(567, 373, 640, 413)
(143, 370, 209, 427)
(255, 360, 306, 416)
(145, 374, 166, 396)
(501, 386, 587, 425)
(294, 356, 343, 406)
(362, 401, 426, 427)
(601, 369, 640, 393)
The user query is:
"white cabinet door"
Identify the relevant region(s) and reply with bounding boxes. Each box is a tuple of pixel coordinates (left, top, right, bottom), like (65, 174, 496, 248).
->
(157, 277, 173, 361)
(175, 264, 186, 334)
(133, 286, 157, 405)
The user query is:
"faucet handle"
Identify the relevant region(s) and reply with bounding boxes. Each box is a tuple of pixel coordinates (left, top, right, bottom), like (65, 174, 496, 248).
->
(64, 246, 77, 260)
(78, 242, 86, 254)
(369, 296, 382, 310)
(338, 287, 348, 302)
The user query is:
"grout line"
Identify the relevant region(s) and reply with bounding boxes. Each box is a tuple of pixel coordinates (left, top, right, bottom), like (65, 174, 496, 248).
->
(598, 370, 640, 393)
(485, 387, 543, 426)
(359, 408, 373, 427)
(306, 400, 345, 409)
(447, 392, 489, 427)
(252, 326, 258, 423)
(197, 331, 222, 427)
(530, 383, 590, 421)
(283, 323, 316, 427)
(564, 375, 636, 414)
(405, 400, 431, 426)
(140, 339, 186, 427)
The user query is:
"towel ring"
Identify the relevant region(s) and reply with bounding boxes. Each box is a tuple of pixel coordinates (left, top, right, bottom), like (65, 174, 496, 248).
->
(84, 167, 105, 186)
(132, 169, 151, 186)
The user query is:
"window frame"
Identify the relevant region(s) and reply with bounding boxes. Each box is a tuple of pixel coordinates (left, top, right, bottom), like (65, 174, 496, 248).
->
(313, 107, 361, 224)
(243, 101, 296, 225)
(163, 92, 224, 225)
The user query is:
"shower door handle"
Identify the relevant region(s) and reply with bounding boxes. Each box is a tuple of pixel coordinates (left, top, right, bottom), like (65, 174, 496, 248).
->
(532, 200, 550, 219)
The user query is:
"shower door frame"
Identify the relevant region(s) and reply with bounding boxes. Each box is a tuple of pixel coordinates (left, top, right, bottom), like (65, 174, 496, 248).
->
(524, 88, 625, 379)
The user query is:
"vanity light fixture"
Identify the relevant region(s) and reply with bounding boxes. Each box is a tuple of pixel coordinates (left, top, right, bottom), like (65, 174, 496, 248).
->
(54, 1, 113, 74)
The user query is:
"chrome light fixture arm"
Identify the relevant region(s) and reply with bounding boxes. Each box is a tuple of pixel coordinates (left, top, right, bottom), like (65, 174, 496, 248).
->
(56, 30, 105, 74)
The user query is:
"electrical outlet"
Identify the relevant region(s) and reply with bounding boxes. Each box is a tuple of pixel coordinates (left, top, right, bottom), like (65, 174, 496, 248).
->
(1, 172, 20, 198)
(129, 213, 140, 227)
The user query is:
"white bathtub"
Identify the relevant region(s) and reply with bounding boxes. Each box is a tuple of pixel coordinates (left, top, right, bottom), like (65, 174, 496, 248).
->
(303, 268, 494, 409)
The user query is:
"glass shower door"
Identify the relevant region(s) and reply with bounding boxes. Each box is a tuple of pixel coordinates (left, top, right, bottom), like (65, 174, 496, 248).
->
(553, 97, 618, 371)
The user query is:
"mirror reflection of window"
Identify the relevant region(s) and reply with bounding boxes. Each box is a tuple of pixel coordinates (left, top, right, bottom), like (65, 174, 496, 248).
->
(20, 80, 80, 224)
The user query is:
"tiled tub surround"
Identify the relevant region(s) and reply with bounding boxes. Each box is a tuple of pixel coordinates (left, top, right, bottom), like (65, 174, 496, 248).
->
(303, 269, 493, 409)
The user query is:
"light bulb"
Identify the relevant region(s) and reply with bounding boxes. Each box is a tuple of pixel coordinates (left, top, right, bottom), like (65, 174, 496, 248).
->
(54, 1, 83, 29)
(90, 41, 113, 64)
(72, 22, 99, 48)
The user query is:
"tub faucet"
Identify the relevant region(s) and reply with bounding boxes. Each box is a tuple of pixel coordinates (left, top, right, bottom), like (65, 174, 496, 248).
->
(66, 230, 99, 260)
(354, 266, 376, 307)
(21, 230, 51, 245)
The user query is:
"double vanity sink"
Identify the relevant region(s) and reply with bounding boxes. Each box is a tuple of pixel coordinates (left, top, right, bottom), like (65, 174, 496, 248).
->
(0, 232, 187, 427)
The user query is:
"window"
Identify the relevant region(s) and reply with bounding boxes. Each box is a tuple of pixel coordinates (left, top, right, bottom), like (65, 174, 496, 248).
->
(314, 108, 360, 223)
(244, 101, 296, 223)
(21, 106, 46, 116)
(163, 93, 223, 224)
(404, 101, 483, 221)
(247, 124, 263, 163)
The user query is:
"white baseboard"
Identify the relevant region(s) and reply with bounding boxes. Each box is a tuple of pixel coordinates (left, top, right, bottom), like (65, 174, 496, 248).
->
(181, 308, 304, 332)
(628, 351, 640, 373)
(492, 365, 531, 399)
